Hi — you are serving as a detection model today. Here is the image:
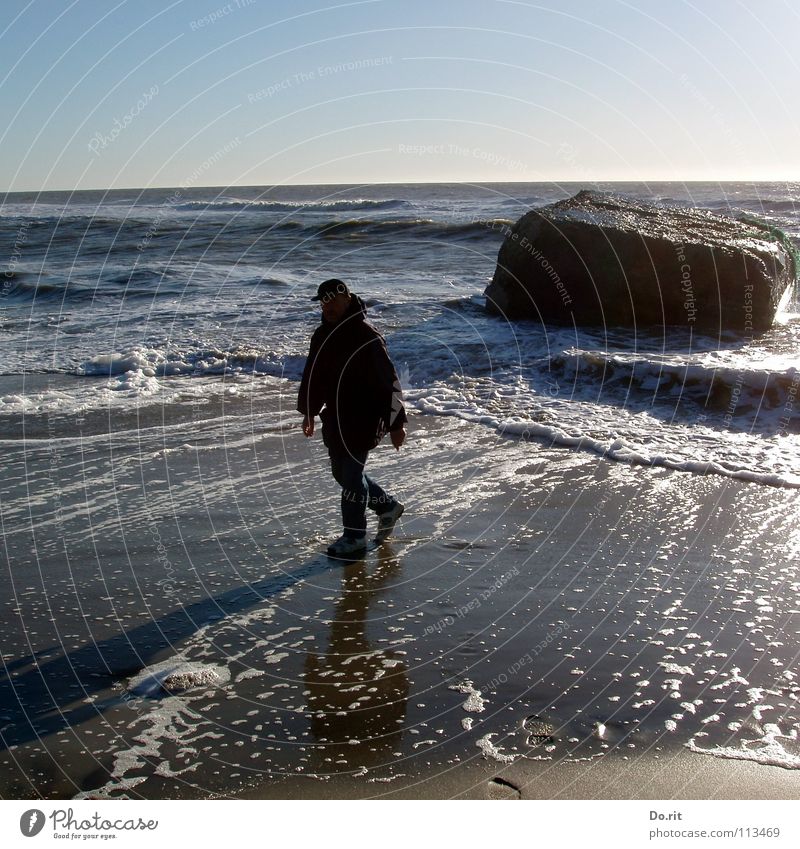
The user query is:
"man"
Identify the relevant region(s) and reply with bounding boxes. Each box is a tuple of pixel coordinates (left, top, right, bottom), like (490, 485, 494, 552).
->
(298, 279, 407, 557)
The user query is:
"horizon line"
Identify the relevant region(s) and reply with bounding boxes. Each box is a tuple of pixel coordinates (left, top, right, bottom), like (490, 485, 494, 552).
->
(3, 176, 800, 195)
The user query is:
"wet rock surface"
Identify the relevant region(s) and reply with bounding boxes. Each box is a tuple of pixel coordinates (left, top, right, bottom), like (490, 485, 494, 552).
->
(485, 190, 797, 333)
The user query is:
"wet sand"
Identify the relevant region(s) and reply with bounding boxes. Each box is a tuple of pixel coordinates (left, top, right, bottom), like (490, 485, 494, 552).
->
(1, 376, 798, 799)
(240, 745, 800, 800)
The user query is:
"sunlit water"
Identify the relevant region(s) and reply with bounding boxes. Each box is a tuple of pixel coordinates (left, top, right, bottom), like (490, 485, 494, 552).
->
(1, 182, 799, 797)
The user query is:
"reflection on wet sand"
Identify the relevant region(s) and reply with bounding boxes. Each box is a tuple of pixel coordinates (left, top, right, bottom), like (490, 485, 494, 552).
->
(305, 547, 409, 772)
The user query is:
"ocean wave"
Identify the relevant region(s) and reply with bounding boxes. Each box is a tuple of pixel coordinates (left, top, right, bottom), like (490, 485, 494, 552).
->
(498, 196, 551, 208)
(2, 269, 189, 303)
(497, 418, 800, 488)
(2, 344, 305, 416)
(166, 214, 511, 240)
(107, 267, 179, 286)
(175, 198, 413, 213)
(75, 345, 307, 380)
(0, 212, 155, 229)
(1, 213, 511, 252)
(238, 276, 292, 288)
(551, 350, 800, 427)
(0, 273, 99, 303)
(299, 216, 513, 240)
(10, 336, 800, 489)
(407, 383, 800, 489)
(701, 198, 800, 216)
(740, 199, 798, 215)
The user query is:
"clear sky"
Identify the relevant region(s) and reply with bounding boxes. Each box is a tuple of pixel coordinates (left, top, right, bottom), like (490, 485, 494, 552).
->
(1, 0, 798, 191)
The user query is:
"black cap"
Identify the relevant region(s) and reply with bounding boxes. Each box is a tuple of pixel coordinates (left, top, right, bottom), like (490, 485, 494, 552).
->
(311, 278, 350, 302)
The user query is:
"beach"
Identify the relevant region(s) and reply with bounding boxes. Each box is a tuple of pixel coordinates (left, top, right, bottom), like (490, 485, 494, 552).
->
(1, 373, 798, 799)
(4, 0, 800, 831)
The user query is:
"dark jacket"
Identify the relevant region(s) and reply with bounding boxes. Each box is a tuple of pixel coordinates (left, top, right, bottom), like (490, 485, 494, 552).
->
(297, 295, 407, 453)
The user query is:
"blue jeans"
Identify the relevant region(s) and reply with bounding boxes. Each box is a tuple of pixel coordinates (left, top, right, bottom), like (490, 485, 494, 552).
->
(328, 444, 393, 538)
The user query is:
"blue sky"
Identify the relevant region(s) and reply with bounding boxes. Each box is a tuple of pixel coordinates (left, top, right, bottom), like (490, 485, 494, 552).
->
(1, 0, 798, 190)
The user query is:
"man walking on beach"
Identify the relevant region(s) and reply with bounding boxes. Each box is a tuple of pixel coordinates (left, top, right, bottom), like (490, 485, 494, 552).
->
(298, 279, 407, 557)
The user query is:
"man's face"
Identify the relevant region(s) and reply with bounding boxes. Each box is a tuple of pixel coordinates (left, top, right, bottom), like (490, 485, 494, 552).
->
(321, 292, 351, 324)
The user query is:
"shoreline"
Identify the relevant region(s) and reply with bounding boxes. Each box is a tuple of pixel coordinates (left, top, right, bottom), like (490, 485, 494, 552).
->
(1, 379, 799, 799)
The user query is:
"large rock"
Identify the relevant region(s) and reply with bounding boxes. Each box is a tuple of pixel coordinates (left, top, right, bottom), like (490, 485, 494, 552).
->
(484, 190, 797, 333)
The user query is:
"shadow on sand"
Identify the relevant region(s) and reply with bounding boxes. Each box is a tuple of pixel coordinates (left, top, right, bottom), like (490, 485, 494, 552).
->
(0, 553, 351, 751)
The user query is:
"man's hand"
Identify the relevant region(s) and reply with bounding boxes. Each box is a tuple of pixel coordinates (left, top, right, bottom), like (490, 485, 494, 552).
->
(390, 426, 406, 450)
(302, 416, 315, 437)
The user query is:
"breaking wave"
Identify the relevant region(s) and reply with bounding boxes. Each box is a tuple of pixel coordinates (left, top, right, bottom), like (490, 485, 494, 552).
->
(175, 197, 414, 213)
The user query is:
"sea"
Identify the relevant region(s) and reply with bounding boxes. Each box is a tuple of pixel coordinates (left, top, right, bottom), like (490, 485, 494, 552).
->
(1, 181, 798, 486)
(2, 182, 799, 798)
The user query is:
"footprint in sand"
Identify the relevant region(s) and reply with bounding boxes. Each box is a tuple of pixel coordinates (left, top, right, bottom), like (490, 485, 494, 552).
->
(488, 776, 521, 800)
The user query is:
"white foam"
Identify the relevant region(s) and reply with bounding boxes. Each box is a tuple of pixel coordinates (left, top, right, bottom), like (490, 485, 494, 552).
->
(687, 726, 800, 770)
(405, 353, 800, 489)
(449, 679, 487, 712)
(236, 668, 265, 682)
(10, 315, 799, 490)
(476, 733, 517, 764)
